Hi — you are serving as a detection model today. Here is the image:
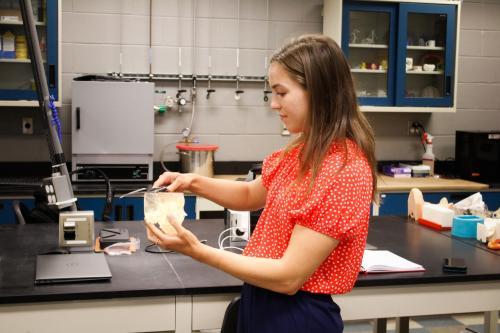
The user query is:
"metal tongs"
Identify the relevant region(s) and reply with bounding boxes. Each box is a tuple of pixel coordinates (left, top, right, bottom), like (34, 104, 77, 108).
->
(119, 186, 169, 199)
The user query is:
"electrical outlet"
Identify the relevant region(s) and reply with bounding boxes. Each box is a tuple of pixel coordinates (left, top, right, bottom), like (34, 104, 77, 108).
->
(22, 117, 33, 135)
(281, 124, 290, 136)
(407, 121, 418, 136)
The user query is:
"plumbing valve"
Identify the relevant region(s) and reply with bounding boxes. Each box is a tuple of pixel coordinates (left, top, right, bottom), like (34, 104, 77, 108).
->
(234, 76, 244, 101)
(263, 90, 272, 102)
(206, 75, 216, 99)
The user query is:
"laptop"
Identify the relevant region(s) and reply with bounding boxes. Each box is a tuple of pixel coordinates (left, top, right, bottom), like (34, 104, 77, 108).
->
(35, 252, 112, 285)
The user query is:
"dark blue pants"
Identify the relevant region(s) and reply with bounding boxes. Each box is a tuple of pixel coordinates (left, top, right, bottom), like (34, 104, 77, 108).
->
(237, 283, 344, 333)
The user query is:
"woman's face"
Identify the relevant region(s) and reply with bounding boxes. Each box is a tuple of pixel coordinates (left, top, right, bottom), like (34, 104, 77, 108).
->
(268, 62, 309, 134)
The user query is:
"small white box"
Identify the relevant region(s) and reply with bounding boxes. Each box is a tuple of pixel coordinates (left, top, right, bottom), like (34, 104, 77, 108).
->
(422, 203, 454, 228)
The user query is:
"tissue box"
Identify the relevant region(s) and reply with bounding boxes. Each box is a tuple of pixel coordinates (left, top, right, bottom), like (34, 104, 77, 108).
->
(418, 203, 454, 230)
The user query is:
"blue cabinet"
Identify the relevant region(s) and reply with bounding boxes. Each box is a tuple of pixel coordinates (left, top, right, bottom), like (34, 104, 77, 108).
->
(77, 197, 145, 222)
(0, 198, 34, 224)
(77, 195, 197, 222)
(395, 3, 456, 107)
(341, 1, 457, 108)
(0, 0, 60, 104)
(0, 194, 197, 224)
(342, 2, 397, 106)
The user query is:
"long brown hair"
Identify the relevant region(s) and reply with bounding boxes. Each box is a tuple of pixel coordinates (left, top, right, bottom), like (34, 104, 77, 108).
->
(271, 34, 377, 199)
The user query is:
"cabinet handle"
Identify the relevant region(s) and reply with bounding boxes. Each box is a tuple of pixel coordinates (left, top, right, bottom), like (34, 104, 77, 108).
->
(445, 76, 451, 96)
(76, 107, 81, 130)
(127, 205, 134, 220)
(114, 205, 122, 221)
(49, 65, 55, 88)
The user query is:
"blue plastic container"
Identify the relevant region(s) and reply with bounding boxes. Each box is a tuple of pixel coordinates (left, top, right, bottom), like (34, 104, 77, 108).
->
(451, 215, 484, 238)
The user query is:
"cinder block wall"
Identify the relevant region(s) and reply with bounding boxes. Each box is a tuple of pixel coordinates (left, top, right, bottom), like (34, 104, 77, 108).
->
(0, 0, 498, 164)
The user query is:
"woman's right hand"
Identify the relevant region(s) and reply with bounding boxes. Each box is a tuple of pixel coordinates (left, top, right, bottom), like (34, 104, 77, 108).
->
(153, 172, 197, 192)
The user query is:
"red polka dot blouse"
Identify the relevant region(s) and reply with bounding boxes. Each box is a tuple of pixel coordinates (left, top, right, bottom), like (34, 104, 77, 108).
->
(243, 139, 373, 294)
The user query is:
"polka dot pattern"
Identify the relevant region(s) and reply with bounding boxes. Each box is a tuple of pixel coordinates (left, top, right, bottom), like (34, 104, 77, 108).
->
(243, 139, 373, 294)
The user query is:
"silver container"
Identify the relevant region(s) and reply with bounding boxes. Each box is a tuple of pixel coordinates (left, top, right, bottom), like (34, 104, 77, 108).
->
(178, 149, 216, 177)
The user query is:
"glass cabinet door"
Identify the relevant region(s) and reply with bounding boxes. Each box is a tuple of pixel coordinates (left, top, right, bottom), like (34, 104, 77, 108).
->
(342, 2, 396, 106)
(0, 0, 58, 101)
(396, 3, 456, 107)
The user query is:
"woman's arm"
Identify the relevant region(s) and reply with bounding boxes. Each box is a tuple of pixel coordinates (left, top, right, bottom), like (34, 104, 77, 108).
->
(154, 172, 267, 211)
(146, 218, 339, 295)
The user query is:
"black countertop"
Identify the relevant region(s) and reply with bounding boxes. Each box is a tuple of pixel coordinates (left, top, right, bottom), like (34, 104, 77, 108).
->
(358, 216, 500, 286)
(0, 217, 499, 304)
(439, 230, 500, 257)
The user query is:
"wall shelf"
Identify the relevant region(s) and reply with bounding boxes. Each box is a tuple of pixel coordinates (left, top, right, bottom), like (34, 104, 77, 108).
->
(407, 45, 445, 51)
(349, 43, 389, 49)
(406, 70, 443, 75)
(352, 69, 388, 73)
(0, 58, 31, 63)
(0, 19, 45, 26)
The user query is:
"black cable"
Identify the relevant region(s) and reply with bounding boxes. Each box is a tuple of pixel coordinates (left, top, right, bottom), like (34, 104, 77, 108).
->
(39, 248, 71, 255)
(145, 239, 208, 254)
(69, 168, 114, 222)
(145, 243, 175, 254)
(412, 121, 427, 152)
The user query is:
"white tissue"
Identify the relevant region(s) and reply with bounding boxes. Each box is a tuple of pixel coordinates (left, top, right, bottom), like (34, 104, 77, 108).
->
(103, 237, 140, 256)
(453, 192, 486, 213)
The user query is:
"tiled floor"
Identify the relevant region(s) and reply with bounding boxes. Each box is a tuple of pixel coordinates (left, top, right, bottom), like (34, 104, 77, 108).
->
(344, 313, 500, 333)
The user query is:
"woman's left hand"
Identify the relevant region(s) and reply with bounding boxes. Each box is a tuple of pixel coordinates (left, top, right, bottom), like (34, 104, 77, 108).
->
(145, 215, 202, 258)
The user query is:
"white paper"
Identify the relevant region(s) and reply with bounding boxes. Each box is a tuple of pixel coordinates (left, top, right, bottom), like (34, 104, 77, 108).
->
(361, 250, 425, 273)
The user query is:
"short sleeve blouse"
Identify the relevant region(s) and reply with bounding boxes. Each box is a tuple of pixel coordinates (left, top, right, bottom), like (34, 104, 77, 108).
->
(243, 139, 373, 294)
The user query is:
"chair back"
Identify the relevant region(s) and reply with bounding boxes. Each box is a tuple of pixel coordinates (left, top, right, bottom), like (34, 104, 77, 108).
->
(220, 296, 240, 333)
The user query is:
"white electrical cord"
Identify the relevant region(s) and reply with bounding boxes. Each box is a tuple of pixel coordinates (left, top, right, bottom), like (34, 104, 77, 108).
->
(222, 246, 245, 252)
(234, 0, 241, 100)
(159, 141, 178, 171)
(217, 227, 247, 252)
(119, 0, 123, 75)
(220, 235, 247, 248)
(218, 227, 239, 248)
(208, 0, 213, 77)
(265, 0, 269, 68)
(148, 0, 153, 77)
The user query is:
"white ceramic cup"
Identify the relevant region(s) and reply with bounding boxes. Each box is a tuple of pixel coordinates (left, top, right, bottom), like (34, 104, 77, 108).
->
(413, 65, 422, 72)
(423, 64, 436, 72)
(425, 40, 436, 47)
(405, 57, 413, 71)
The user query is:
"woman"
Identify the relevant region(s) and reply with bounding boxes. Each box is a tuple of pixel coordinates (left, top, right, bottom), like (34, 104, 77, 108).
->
(146, 34, 376, 333)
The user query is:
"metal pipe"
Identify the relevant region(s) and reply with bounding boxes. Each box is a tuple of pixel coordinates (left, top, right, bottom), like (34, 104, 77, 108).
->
(20, 0, 77, 211)
(109, 73, 268, 83)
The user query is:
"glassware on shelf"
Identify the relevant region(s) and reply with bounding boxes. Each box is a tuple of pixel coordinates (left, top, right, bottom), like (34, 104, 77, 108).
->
(348, 10, 390, 99)
(404, 11, 447, 99)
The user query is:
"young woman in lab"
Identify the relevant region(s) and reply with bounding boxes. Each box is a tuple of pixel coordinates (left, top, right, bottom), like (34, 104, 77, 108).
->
(146, 34, 376, 333)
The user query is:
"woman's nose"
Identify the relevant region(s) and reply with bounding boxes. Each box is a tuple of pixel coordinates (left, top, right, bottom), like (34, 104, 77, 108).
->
(270, 97, 280, 110)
